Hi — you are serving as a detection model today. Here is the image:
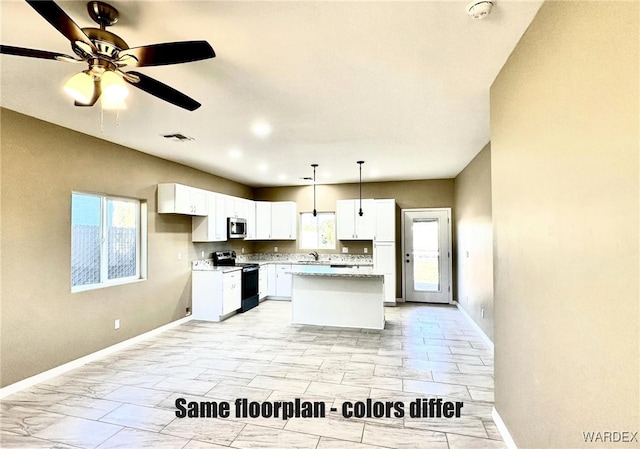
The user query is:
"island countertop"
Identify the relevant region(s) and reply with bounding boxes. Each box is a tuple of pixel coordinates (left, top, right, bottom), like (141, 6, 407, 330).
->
(288, 265, 383, 278)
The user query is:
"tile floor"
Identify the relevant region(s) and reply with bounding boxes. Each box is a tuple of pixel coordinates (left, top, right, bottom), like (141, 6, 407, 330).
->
(0, 301, 505, 449)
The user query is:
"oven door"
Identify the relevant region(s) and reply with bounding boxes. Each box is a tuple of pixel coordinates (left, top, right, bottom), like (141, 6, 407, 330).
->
(240, 266, 259, 312)
(242, 266, 259, 298)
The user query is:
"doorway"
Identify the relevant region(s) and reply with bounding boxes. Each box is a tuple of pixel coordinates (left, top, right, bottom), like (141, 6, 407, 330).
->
(402, 208, 452, 303)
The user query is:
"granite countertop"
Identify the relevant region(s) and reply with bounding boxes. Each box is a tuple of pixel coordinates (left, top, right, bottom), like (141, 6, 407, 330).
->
(191, 260, 242, 272)
(288, 265, 383, 278)
(236, 253, 374, 267)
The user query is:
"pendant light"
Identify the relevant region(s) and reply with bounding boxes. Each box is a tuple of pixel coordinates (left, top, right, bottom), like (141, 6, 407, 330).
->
(357, 161, 364, 216)
(311, 164, 318, 217)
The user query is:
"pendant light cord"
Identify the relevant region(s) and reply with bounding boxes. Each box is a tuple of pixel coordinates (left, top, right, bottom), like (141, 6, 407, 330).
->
(311, 164, 318, 217)
(357, 161, 364, 216)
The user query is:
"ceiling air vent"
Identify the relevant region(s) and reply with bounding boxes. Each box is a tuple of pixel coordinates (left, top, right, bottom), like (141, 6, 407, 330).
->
(162, 133, 194, 142)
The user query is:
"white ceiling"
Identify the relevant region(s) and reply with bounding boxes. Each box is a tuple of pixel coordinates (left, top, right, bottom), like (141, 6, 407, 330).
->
(0, 0, 543, 187)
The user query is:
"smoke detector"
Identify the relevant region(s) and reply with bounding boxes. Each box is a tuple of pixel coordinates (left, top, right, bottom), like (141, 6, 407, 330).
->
(467, 1, 493, 19)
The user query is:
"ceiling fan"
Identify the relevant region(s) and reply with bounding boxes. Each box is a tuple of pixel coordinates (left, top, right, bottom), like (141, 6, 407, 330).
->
(0, 0, 215, 111)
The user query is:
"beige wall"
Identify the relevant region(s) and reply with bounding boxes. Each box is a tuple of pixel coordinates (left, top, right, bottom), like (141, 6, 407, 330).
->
(454, 143, 493, 341)
(255, 179, 455, 298)
(491, 2, 639, 447)
(0, 108, 253, 387)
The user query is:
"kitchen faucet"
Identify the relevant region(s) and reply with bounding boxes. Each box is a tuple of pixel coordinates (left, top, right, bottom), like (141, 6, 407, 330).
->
(308, 251, 319, 261)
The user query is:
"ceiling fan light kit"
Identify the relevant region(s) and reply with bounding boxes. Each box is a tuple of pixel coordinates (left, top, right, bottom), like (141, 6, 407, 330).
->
(1, 0, 216, 111)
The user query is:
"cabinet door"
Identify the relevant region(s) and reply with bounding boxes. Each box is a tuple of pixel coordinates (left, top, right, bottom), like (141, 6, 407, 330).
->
(174, 184, 192, 214)
(158, 183, 206, 216)
(271, 202, 296, 240)
(190, 188, 208, 216)
(354, 199, 375, 239)
(225, 196, 240, 218)
(275, 264, 292, 297)
(222, 271, 242, 314)
(213, 193, 227, 241)
(255, 202, 272, 239)
(258, 265, 268, 299)
(375, 199, 396, 241)
(336, 200, 356, 240)
(267, 264, 277, 296)
(245, 200, 256, 240)
(236, 198, 249, 219)
(374, 241, 396, 303)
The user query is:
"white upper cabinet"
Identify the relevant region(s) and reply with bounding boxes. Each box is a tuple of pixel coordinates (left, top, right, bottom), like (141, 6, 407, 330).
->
(374, 199, 396, 241)
(255, 201, 272, 239)
(192, 192, 227, 242)
(271, 201, 297, 240)
(225, 195, 249, 219)
(336, 199, 375, 240)
(245, 200, 256, 240)
(158, 183, 208, 216)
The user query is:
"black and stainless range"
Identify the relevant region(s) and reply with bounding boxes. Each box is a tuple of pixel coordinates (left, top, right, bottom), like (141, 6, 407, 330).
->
(212, 251, 259, 313)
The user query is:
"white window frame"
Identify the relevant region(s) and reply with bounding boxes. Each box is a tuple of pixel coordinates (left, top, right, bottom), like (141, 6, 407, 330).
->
(299, 211, 336, 250)
(71, 192, 147, 293)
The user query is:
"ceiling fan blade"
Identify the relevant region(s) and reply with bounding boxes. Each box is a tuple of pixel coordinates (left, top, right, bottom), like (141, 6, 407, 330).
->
(26, 0, 97, 53)
(0, 44, 80, 62)
(119, 41, 215, 67)
(125, 71, 201, 111)
(74, 79, 102, 107)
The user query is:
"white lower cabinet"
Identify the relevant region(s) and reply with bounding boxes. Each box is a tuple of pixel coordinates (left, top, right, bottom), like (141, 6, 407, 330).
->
(374, 241, 397, 305)
(266, 263, 292, 299)
(258, 265, 268, 300)
(192, 269, 242, 321)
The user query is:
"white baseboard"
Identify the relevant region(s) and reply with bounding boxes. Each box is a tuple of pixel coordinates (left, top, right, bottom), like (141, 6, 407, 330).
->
(492, 407, 518, 449)
(455, 302, 494, 351)
(0, 316, 193, 399)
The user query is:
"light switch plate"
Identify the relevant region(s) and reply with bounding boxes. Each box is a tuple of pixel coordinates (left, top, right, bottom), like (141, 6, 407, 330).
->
(342, 247, 349, 253)
(114, 319, 120, 330)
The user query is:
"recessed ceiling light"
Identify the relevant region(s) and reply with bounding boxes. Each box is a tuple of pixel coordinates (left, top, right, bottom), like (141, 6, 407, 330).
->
(278, 174, 287, 181)
(321, 172, 331, 179)
(228, 148, 242, 159)
(251, 120, 272, 138)
(370, 169, 380, 177)
(257, 164, 269, 172)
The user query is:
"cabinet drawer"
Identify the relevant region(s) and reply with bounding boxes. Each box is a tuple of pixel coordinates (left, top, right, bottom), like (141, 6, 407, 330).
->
(223, 271, 241, 286)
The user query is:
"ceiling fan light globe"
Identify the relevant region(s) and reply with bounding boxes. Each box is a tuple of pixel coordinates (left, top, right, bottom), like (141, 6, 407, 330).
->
(101, 71, 129, 100)
(63, 71, 95, 104)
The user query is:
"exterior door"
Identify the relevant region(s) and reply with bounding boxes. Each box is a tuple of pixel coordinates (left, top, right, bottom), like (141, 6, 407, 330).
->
(402, 209, 451, 303)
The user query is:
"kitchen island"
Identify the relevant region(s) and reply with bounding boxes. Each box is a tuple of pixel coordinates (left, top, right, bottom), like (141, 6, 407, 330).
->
(289, 265, 385, 330)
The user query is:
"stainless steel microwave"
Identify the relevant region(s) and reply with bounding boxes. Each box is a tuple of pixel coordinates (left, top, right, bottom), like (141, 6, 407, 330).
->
(227, 217, 247, 239)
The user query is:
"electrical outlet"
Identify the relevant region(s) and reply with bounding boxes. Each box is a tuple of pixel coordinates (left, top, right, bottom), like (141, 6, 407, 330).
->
(363, 248, 368, 254)
(185, 307, 191, 316)
(114, 319, 120, 330)
(241, 248, 245, 253)
(201, 250, 205, 258)
(342, 247, 349, 254)
(481, 308, 485, 318)
(177, 252, 182, 261)
(274, 247, 278, 252)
